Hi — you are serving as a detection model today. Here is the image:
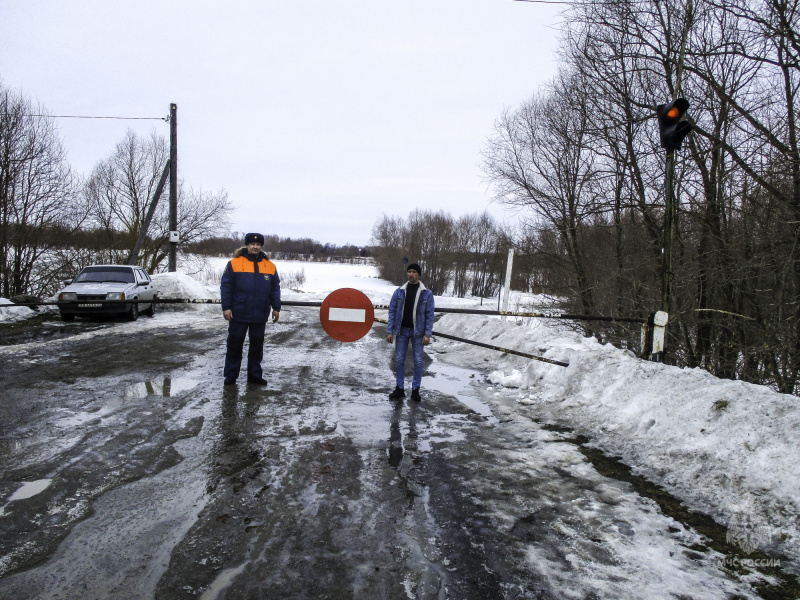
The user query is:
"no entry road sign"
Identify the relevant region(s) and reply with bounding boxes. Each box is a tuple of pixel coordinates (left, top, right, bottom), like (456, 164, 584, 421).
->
(320, 288, 375, 342)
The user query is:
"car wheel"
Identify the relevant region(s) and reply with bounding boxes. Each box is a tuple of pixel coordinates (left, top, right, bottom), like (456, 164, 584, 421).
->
(127, 301, 139, 321)
(60, 312, 75, 322)
(144, 297, 156, 317)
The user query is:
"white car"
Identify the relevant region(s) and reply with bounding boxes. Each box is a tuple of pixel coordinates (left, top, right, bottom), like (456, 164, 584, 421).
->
(57, 265, 157, 322)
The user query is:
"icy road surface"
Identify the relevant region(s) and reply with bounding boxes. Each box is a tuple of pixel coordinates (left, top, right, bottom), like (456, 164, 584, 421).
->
(0, 305, 776, 599)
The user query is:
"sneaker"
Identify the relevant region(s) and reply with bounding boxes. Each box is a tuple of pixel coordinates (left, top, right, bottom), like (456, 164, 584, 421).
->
(388, 386, 405, 400)
(410, 388, 421, 402)
(224, 376, 237, 386)
(247, 376, 268, 385)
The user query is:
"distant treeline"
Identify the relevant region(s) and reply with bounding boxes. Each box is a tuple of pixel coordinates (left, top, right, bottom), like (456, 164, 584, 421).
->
(13, 224, 150, 253)
(184, 233, 371, 260)
(371, 210, 511, 297)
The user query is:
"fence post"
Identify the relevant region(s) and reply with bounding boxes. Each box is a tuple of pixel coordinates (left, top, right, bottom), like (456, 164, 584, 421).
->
(501, 248, 514, 321)
(641, 311, 669, 362)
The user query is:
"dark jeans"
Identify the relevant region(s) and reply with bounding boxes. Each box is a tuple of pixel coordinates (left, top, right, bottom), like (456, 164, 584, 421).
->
(224, 320, 266, 379)
(395, 326, 425, 390)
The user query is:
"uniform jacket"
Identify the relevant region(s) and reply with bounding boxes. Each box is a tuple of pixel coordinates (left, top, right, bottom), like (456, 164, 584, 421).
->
(387, 281, 434, 337)
(220, 247, 281, 323)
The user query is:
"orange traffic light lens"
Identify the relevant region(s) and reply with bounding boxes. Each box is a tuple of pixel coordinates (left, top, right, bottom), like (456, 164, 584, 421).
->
(667, 107, 680, 119)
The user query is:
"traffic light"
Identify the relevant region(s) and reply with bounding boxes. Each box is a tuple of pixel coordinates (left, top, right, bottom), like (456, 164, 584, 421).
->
(656, 98, 693, 150)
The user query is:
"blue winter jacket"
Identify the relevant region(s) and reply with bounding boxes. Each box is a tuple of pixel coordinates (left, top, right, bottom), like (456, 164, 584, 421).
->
(387, 281, 435, 337)
(220, 248, 281, 323)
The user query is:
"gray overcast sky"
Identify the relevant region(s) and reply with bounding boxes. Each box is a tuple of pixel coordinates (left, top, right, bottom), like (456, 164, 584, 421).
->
(0, 0, 562, 246)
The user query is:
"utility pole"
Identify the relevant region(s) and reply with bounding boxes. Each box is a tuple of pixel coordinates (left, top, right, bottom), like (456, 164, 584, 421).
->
(168, 103, 178, 272)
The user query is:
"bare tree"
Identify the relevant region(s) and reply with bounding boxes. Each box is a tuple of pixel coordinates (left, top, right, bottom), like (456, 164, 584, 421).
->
(406, 209, 454, 296)
(468, 212, 503, 298)
(371, 214, 409, 283)
(0, 84, 84, 298)
(451, 213, 477, 298)
(483, 70, 603, 316)
(84, 129, 232, 272)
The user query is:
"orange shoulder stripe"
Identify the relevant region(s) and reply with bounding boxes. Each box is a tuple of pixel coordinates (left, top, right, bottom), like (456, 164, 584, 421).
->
(230, 256, 277, 275)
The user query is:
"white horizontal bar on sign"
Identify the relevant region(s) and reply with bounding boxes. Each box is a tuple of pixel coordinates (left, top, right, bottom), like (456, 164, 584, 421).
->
(329, 307, 366, 322)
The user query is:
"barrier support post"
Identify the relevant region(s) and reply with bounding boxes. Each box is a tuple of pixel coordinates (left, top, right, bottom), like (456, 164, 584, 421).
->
(641, 311, 668, 362)
(501, 248, 514, 321)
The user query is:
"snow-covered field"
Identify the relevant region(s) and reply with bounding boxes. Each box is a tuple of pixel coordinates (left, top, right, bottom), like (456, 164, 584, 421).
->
(1, 256, 797, 575)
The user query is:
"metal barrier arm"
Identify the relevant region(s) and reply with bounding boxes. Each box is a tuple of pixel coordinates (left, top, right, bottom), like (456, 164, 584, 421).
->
(10, 298, 644, 324)
(415, 307, 644, 323)
(2, 297, 572, 367)
(374, 317, 569, 368)
(0, 299, 324, 307)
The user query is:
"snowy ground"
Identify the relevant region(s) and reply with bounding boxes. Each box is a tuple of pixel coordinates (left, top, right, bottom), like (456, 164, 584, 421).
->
(1, 256, 797, 579)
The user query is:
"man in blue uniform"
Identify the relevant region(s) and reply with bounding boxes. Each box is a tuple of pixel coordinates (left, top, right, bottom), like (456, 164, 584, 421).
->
(386, 263, 435, 401)
(220, 233, 281, 385)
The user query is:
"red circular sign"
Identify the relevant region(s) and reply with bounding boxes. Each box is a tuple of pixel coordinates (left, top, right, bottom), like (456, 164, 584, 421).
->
(319, 288, 375, 342)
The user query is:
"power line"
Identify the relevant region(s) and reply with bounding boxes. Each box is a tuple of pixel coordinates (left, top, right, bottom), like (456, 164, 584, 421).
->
(513, 0, 573, 4)
(14, 113, 168, 121)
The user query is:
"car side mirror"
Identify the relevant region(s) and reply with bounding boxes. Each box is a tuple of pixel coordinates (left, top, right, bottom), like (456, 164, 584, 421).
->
(63, 279, 73, 285)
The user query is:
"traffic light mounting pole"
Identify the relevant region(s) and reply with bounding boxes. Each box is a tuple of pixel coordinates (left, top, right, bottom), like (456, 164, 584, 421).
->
(662, 149, 675, 316)
(654, 98, 693, 363)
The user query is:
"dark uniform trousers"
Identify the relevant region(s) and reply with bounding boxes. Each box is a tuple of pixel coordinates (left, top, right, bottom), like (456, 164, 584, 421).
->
(224, 320, 267, 380)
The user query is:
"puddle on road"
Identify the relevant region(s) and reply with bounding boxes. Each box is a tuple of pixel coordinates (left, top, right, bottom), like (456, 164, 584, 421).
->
(426, 358, 498, 424)
(383, 359, 499, 470)
(0, 479, 53, 517)
(123, 373, 202, 398)
(52, 408, 109, 428)
(0, 439, 23, 456)
(198, 560, 250, 600)
(416, 415, 467, 452)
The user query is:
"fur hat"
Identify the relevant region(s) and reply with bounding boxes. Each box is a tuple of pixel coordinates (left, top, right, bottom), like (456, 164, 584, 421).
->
(245, 232, 265, 245)
(407, 263, 421, 274)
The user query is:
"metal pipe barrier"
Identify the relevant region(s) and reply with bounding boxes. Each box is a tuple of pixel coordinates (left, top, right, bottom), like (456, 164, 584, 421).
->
(3, 298, 575, 367)
(373, 317, 569, 367)
(3, 298, 645, 323)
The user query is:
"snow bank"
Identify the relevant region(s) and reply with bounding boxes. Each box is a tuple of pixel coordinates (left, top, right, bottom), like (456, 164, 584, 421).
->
(0, 298, 37, 323)
(489, 368, 524, 388)
(151, 272, 218, 300)
(434, 313, 800, 568)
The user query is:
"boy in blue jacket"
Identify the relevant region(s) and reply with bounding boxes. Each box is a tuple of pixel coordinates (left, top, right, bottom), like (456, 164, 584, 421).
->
(220, 233, 281, 385)
(386, 263, 435, 401)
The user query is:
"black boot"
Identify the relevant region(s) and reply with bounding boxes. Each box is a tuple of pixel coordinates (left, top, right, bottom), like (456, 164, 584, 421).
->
(247, 376, 268, 385)
(410, 388, 421, 402)
(224, 376, 237, 386)
(389, 386, 405, 400)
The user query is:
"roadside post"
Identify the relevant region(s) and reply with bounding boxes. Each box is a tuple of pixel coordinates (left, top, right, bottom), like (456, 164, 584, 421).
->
(480, 257, 487, 306)
(501, 248, 514, 321)
(641, 311, 669, 362)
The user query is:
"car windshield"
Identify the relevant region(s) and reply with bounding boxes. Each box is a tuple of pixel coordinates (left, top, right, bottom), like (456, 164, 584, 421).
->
(74, 267, 135, 284)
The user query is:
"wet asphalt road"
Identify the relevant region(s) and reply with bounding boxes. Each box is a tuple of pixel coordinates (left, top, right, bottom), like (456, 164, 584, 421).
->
(0, 307, 774, 599)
